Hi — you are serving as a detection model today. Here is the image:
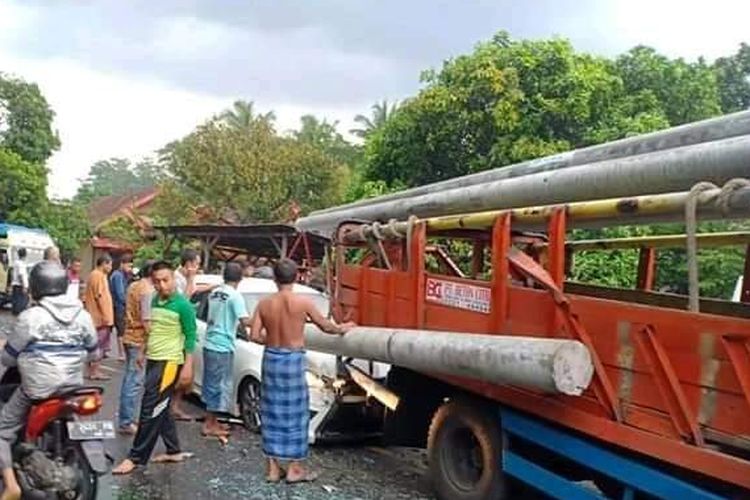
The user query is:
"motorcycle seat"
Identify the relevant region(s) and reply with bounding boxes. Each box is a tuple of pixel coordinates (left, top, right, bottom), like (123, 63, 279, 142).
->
(50, 386, 103, 399)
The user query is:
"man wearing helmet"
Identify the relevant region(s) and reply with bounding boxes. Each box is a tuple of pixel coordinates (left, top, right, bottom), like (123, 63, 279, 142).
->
(0, 262, 99, 500)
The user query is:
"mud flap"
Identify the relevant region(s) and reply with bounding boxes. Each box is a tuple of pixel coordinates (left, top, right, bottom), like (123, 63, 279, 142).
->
(80, 441, 109, 474)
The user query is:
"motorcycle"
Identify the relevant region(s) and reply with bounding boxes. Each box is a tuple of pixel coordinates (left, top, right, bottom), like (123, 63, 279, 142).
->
(0, 367, 113, 499)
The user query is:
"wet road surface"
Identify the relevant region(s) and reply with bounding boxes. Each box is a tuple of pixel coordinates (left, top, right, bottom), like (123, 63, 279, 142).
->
(0, 311, 434, 499)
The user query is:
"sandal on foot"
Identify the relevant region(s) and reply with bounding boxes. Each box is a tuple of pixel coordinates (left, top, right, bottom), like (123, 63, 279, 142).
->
(152, 452, 194, 464)
(286, 470, 320, 484)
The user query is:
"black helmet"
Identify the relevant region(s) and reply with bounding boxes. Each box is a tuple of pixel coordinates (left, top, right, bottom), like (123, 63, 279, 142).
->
(29, 261, 69, 300)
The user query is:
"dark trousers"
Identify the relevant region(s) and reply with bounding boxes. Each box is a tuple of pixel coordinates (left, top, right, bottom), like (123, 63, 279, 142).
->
(11, 286, 28, 316)
(114, 309, 126, 338)
(128, 359, 182, 464)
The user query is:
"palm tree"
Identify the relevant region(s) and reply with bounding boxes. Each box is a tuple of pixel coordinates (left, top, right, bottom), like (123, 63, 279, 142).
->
(220, 100, 276, 130)
(350, 99, 399, 138)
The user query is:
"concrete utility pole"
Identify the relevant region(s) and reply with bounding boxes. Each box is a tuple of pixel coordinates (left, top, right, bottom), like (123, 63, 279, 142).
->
(309, 110, 750, 216)
(298, 134, 750, 235)
(305, 326, 594, 396)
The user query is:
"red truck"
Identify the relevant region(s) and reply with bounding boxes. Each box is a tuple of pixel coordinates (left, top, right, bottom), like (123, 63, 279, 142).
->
(326, 187, 750, 499)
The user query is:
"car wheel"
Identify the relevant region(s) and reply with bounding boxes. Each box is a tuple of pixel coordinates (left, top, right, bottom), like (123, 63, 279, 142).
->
(239, 377, 262, 433)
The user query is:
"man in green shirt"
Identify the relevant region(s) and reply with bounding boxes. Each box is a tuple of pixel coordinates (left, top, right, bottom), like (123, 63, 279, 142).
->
(113, 261, 196, 475)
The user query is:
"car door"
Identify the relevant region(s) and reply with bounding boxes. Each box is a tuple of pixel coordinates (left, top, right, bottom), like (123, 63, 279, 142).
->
(232, 293, 264, 390)
(190, 290, 211, 391)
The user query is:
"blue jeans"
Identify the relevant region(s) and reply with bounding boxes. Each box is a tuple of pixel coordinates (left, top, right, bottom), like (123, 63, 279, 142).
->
(202, 349, 234, 414)
(118, 345, 144, 428)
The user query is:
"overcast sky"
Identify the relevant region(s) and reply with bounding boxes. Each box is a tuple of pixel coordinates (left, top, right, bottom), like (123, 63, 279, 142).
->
(1, 0, 749, 199)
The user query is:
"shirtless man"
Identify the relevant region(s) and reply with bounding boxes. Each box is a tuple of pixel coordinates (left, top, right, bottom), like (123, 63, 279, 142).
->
(250, 258, 353, 483)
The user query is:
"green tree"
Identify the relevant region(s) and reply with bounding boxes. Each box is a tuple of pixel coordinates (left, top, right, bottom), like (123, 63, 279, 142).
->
(0, 148, 47, 224)
(350, 100, 399, 139)
(357, 32, 745, 298)
(75, 157, 161, 204)
(712, 43, 750, 113)
(615, 46, 722, 125)
(294, 115, 362, 167)
(0, 73, 91, 259)
(365, 34, 651, 187)
(39, 201, 91, 258)
(219, 100, 275, 130)
(160, 118, 347, 223)
(363, 34, 731, 189)
(0, 73, 60, 163)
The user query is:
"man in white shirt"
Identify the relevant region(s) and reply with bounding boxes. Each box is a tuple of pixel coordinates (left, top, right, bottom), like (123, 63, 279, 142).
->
(10, 248, 29, 316)
(171, 248, 202, 421)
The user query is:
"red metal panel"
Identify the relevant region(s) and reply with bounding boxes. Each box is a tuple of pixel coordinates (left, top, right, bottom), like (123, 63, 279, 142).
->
(634, 325, 704, 445)
(411, 223, 427, 328)
(507, 248, 621, 421)
(358, 265, 368, 325)
(386, 271, 396, 326)
(636, 247, 657, 291)
(547, 208, 566, 288)
(742, 244, 750, 303)
(490, 214, 510, 333)
(721, 336, 750, 417)
(338, 265, 361, 289)
(436, 374, 750, 490)
(423, 304, 493, 334)
(363, 268, 390, 294)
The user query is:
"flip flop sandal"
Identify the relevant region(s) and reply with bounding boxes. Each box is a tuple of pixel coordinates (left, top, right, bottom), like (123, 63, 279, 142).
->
(286, 471, 320, 484)
(152, 452, 194, 464)
(201, 429, 230, 438)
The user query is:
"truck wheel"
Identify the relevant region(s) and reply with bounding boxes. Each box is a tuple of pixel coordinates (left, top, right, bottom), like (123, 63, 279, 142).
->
(427, 400, 506, 500)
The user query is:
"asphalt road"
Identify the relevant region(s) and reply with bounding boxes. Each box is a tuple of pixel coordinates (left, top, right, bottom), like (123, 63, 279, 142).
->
(0, 311, 434, 500)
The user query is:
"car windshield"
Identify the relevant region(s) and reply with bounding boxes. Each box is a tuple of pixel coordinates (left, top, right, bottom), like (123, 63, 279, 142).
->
(242, 292, 329, 317)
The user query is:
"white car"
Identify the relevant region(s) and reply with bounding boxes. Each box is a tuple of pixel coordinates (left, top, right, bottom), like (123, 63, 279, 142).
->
(189, 275, 389, 443)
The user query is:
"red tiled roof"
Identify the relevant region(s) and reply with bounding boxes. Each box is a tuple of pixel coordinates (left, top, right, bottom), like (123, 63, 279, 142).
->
(90, 236, 134, 251)
(87, 187, 159, 226)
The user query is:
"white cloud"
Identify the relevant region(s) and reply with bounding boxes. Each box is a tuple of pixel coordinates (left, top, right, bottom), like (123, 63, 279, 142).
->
(0, 50, 363, 199)
(150, 16, 243, 60)
(2, 0, 749, 203)
(0, 51, 227, 198)
(0, 1, 36, 41)
(605, 0, 750, 60)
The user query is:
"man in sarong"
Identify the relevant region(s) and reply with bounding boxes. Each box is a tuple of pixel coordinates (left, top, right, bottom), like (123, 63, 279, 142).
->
(250, 258, 353, 483)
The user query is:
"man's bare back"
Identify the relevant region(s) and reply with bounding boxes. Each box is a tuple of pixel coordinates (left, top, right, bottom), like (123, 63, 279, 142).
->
(251, 289, 349, 348)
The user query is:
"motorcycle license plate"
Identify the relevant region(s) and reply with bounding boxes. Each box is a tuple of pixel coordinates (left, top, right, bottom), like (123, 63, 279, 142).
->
(67, 420, 116, 440)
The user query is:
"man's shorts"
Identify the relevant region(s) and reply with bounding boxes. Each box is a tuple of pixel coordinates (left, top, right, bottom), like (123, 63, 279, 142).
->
(201, 349, 233, 414)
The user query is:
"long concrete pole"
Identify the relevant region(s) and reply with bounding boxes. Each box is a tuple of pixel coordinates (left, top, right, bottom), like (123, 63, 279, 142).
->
(311, 110, 750, 216)
(298, 135, 750, 235)
(340, 185, 750, 241)
(304, 326, 594, 396)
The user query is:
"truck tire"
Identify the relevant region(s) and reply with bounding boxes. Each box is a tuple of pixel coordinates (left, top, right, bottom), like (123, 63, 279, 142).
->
(427, 399, 506, 500)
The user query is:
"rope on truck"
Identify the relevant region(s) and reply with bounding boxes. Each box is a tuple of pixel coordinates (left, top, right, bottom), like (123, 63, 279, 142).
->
(685, 178, 750, 312)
